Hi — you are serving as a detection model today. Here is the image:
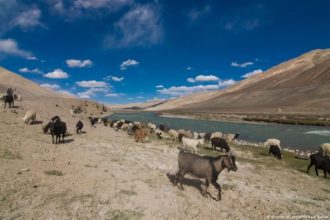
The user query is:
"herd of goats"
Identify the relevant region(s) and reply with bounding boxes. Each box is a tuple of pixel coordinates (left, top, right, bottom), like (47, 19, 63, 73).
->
(2, 86, 330, 200)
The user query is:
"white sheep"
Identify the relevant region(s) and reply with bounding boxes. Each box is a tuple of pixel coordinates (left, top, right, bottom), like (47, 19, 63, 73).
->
(147, 122, 156, 132)
(182, 136, 205, 154)
(178, 129, 194, 139)
(168, 129, 179, 141)
(222, 133, 239, 143)
(22, 110, 36, 125)
(193, 131, 199, 139)
(264, 138, 281, 150)
(319, 143, 330, 157)
(211, 132, 222, 139)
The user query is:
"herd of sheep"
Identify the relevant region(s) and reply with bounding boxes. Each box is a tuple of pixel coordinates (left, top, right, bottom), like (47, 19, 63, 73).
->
(3, 89, 330, 200)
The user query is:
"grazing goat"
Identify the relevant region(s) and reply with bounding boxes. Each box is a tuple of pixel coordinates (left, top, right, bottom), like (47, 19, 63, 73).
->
(222, 133, 239, 143)
(211, 137, 230, 152)
(134, 128, 148, 142)
(174, 150, 237, 201)
(211, 132, 223, 140)
(307, 153, 330, 178)
(178, 129, 194, 139)
(43, 116, 60, 133)
(76, 120, 84, 134)
(4, 94, 14, 108)
(168, 129, 179, 141)
(319, 143, 330, 157)
(22, 110, 36, 124)
(204, 133, 211, 141)
(147, 122, 157, 133)
(269, 145, 282, 159)
(182, 136, 204, 154)
(264, 139, 281, 149)
(89, 117, 99, 127)
(159, 124, 167, 131)
(50, 118, 67, 144)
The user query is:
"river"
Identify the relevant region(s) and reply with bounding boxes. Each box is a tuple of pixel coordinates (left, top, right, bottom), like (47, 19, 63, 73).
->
(108, 112, 330, 150)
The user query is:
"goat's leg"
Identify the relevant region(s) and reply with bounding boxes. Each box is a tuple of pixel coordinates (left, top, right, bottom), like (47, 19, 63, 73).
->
(323, 169, 327, 178)
(52, 134, 54, 144)
(307, 163, 313, 173)
(211, 180, 222, 201)
(176, 170, 186, 190)
(202, 179, 209, 197)
(315, 167, 319, 176)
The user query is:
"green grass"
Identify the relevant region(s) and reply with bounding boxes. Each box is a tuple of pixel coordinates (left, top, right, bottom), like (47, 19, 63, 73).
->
(44, 170, 64, 176)
(105, 209, 144, 220)
(0, 148, 22, 160)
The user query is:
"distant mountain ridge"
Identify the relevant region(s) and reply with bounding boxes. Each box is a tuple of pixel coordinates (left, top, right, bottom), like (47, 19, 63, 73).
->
(142, 49, 330, 114)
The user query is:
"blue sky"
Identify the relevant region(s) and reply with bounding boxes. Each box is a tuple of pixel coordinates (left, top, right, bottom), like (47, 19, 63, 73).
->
(0, 0, 329, 104)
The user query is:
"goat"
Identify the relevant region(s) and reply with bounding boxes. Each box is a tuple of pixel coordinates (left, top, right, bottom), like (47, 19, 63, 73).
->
(76, 120, 84, 134)
(307, 153, 330, 178)
(174, 150, 237, 201)
(211, 137, 230, 152)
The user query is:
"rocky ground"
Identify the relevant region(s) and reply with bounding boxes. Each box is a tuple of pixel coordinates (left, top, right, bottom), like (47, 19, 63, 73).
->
(0, 97, 329, 219)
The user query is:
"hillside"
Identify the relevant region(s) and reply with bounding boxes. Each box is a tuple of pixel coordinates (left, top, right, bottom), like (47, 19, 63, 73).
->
(146, 49, 330, 114)
(0, 67, 71, 98)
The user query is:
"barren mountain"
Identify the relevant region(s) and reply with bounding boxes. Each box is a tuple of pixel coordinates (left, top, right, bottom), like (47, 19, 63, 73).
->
(146, 49, 330, 114)
(0, 67, 72, 98)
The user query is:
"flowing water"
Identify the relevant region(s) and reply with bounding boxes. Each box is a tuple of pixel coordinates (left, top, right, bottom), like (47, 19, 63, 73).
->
(108, 112, 330, 151)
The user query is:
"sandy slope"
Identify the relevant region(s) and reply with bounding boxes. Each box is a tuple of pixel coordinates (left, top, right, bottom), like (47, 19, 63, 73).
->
(1, 97, 329, 219)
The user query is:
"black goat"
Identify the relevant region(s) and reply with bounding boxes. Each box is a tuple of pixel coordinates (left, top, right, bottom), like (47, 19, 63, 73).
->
(269, 145, 282, 159)
(4, 95, 14, 108)
(51, 119, 67, 144)
(159, 124, 167, 131)
(307, 153, 330, 178)
(174, 150, 237, 201)
(211, 137, 230, 152)
(89, 117, 99, 127)
(76, 120, 84, 134)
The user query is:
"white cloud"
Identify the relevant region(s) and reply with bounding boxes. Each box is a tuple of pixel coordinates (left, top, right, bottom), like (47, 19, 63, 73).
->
(186, 5, 211, 22)
(77, 88, 107, 98)
(137, 96, 144, 99)
(73, 0, 133, 9)
(44, 69, 69, 79)
(40, 83, 60, 90)
(111, 76, 124, 82)
(219, 79, 236, 87)
(12, 7, 42, 30)
(76, 80, 107, 88)
(104, 3, 163, 48)
(186, 66, 192, 70)
(120, 59, 139, 70)
(242, 69, 263, 78)
(155, 85, 164, 88)
(49, 0, 133, 20)
(231, 61, 254, 68)
(157, 84, 220, 97)
(0, 39, 32, 58)
(57, 90, 76, 97)
(39, 83, 75, 97)
(106, 93, 124, 97)
(187, 75, 220, 83)
(19, 67, 42, 74)
(26, 56, 38, 60)
(158, 78, 236, 97)
(66, 59, 93, 68)
(0, 2, 43, 34)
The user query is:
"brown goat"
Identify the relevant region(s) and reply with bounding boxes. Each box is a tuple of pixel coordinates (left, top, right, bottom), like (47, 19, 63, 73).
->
(134, 128, 148, 142)
(174, 150, 237, 201)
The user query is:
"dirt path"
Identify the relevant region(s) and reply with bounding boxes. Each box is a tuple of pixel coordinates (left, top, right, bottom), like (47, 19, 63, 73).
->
(0, 100, 329, 219)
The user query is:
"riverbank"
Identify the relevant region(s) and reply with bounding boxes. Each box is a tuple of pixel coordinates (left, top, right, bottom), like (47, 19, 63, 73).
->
(1, 99, 329, 219)
(160, 111, 330, 126)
